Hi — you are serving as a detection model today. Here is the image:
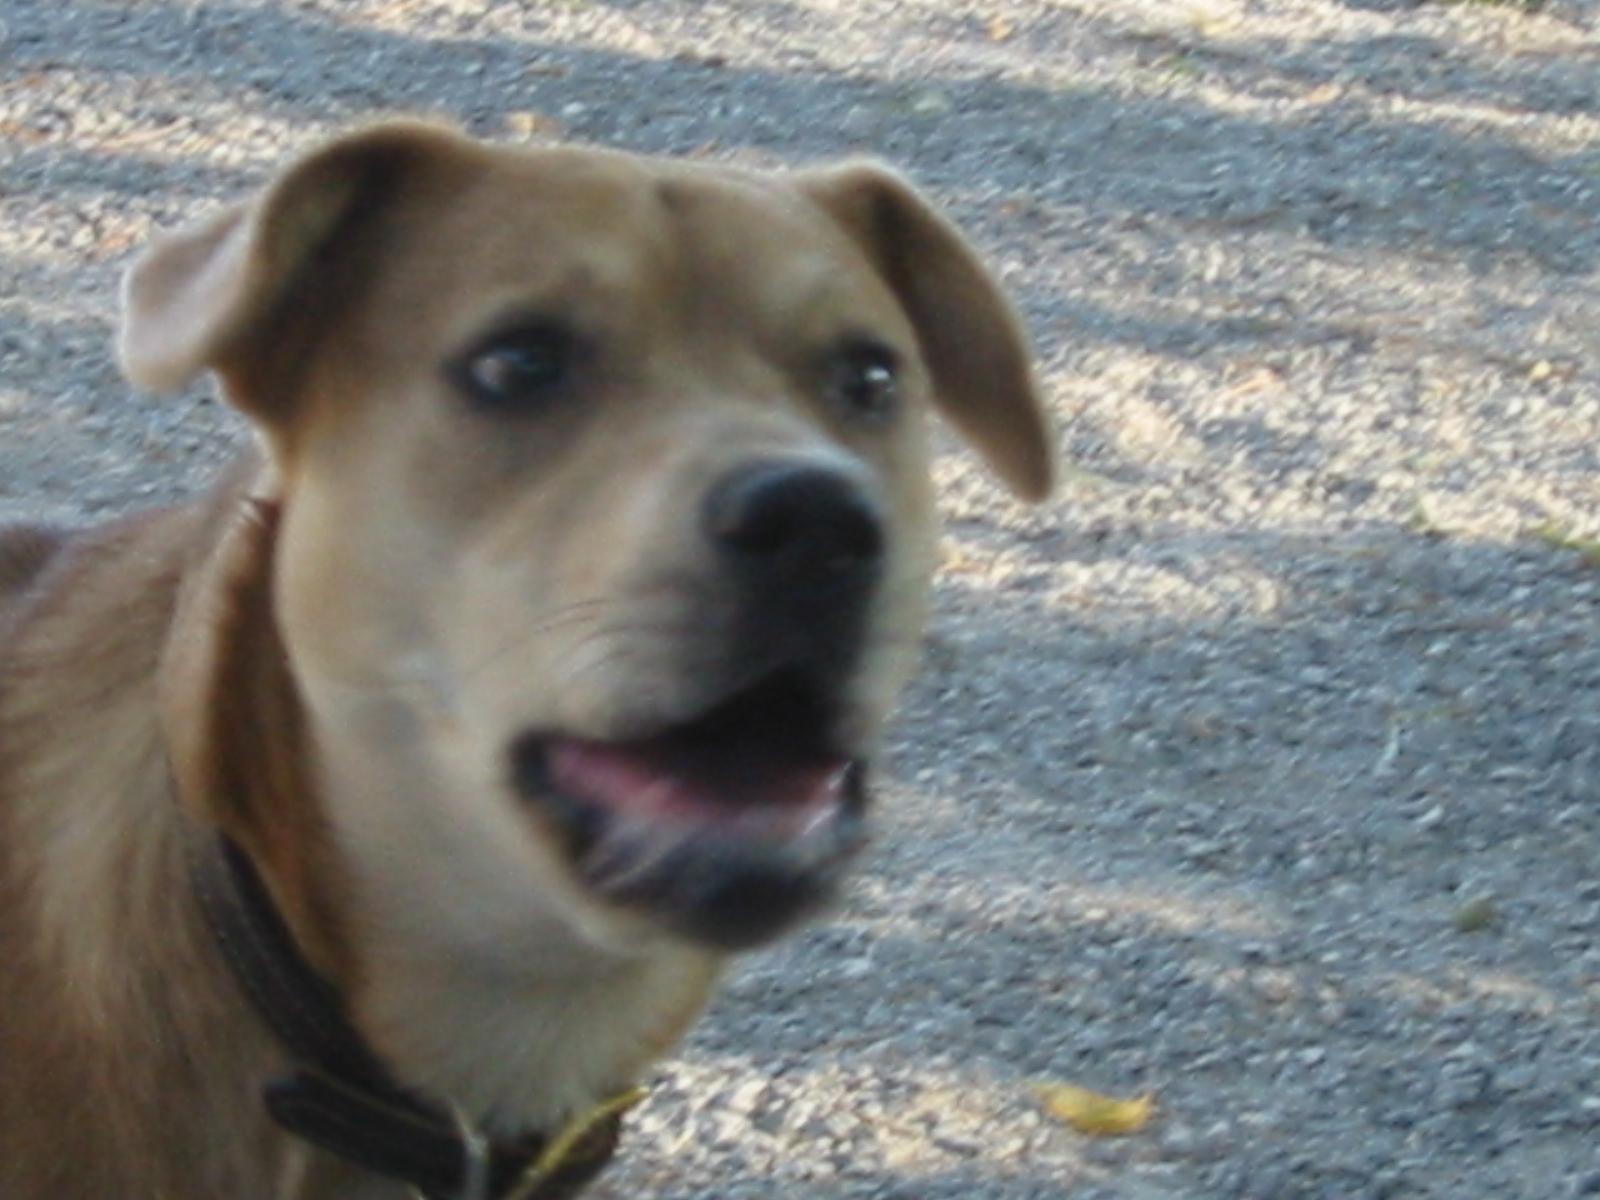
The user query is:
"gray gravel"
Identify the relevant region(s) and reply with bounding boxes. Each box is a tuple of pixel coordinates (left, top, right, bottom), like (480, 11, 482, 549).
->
(3, 1, 1599, 1196)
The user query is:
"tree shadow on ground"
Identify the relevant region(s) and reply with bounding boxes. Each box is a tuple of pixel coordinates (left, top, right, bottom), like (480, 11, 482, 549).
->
(3, 0, 1596, 275)
(634, 522, 1600, 1196)
(3, 4, 1597, 1195)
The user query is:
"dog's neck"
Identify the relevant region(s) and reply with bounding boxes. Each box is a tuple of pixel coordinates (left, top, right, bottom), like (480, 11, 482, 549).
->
(282, 639, 723, 1135)
(162, 459, 720, 1135)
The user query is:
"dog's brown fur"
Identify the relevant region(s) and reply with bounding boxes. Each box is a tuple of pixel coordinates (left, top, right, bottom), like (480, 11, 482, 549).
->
(0, 524, 62, 619)
(0, 122, 1052, 1198)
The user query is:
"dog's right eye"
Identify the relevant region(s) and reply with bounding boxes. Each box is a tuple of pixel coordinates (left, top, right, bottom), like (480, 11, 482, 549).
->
(453, 325, 577, 410)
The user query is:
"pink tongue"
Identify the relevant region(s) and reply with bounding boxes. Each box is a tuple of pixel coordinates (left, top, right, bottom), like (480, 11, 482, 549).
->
(547, 739, 848, 834)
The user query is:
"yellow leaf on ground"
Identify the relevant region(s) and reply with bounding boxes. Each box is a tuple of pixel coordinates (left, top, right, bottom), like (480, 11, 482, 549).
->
(504, 110, 564, 139)
(1533, 521, 1600, 567)
(1033, 1082, 1154, 1136)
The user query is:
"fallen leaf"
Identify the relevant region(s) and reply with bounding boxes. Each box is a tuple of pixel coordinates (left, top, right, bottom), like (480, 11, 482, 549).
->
(941, 542, 986, 574)
(505, 110, 563, 139)
(1058, 462, 1119, 489)
(1452, 894, 1497, 933)
(1409, 498, 1448, 538)
(1034, 1082, 1154, 1136)
(1217, 365, 1285, 401)
(92, 229, 139, 259)
(1533, 521, 1600, 566)
(0, 120, 51, 146)
(1301, 82, 1345, 106)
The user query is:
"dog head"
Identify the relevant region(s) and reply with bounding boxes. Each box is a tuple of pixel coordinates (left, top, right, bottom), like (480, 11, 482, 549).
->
(122, 122, 1053, 959)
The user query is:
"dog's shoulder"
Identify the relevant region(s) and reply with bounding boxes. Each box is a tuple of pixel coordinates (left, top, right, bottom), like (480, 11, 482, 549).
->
(0, 463, 281, 1198)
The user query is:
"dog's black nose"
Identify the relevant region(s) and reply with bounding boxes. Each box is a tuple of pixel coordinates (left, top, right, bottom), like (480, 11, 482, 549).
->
(703, 461, 884, 676)
(704, 461, 884, 579)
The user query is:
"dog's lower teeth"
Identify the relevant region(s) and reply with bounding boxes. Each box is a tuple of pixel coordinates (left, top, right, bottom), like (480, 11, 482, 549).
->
(581, 816, 693, 893)
(578, 797, 865, 897)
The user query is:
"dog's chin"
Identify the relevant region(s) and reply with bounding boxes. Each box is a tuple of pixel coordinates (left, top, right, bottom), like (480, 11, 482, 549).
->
(507, 671, 872, 952)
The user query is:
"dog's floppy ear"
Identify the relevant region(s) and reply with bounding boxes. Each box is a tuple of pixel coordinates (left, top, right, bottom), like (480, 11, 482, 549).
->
(802, 163, 1055, 501)
(119, 120, 468, 416)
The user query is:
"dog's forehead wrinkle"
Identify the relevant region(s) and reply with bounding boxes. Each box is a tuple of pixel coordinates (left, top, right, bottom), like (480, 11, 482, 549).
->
(451, 265, 618, 350)
(636, 167, 860, 295)
(401, 161, 888, 369)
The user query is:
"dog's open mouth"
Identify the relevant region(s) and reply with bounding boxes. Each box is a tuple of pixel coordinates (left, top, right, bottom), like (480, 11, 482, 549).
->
(509, 671, 870, 949)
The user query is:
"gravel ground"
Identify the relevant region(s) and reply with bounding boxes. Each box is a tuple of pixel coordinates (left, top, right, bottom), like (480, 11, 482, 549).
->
(4, 1, 1599, 1197)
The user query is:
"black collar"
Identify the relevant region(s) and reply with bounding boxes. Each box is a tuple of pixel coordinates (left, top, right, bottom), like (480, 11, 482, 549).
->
(192, 834, 628, 1200)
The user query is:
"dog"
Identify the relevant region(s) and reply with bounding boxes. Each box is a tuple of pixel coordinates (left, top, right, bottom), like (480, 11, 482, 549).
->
(0, 121, 1053, 1199)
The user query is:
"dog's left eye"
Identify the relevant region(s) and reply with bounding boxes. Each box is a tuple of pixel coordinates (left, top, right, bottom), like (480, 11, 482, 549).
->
(454, 325, 577, 410)
(826, 342, 900, 422)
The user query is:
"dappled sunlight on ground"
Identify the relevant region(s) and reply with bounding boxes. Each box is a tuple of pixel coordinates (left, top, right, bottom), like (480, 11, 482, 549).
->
(3, 0, 1596, 1195)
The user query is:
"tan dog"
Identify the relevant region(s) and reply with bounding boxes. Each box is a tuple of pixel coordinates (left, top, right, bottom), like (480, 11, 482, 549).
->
(0, 122, 1052, 1199)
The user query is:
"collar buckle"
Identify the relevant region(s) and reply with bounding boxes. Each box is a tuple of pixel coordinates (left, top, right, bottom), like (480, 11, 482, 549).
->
(195, 833, 627, 1200)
